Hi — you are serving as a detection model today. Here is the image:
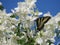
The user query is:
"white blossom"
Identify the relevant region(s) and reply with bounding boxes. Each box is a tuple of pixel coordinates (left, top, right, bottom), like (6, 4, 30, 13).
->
(43, 12, 52, 17)
(36, 38, 43, 45)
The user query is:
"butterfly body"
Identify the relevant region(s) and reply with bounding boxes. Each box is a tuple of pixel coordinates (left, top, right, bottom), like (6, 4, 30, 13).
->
(35, 16, 51, 31)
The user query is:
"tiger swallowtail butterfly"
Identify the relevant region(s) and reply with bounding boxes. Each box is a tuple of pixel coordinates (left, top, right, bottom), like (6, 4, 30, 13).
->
(35, 16, 51, 31)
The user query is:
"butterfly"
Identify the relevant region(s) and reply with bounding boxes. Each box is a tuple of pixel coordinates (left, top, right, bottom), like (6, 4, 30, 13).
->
(35, 16, 51, 31)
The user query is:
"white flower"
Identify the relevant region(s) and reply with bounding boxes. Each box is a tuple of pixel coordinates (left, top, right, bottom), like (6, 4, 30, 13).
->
(0, 26, 5, 31)
(44, 17, 57, 30)
(43, 12, 52, 17)
(20, 36, 25, 39)
(54, 13, 60, 23)
(34, 11, 43, 16)
(50, 38, 55, 42)
(26, 15, 38, 21)
(14, 7, 19, 12)
(25, 0, 37, 8)
(38, 12, 43, 15)
(36, 38, 43, 45)
(51, 44, 54, 45)
(11, 9, 15, 13)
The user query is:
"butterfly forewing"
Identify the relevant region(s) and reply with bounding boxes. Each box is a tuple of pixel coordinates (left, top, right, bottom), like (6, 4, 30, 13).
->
(43, 16, 51, 23)
(36, 16, 51, 31)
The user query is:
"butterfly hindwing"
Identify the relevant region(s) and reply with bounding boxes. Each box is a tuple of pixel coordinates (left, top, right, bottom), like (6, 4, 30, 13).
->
(36, 16, 51, 31)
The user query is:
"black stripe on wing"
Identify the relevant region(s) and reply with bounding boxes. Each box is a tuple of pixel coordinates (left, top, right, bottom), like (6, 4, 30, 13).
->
(43, 16, 51, 23)
(35, 16, 51, 31)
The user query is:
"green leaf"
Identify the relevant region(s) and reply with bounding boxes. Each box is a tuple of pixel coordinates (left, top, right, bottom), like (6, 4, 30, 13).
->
(16, 22, 25, 37)
(24, 36, 35, 45)
(46, 40, 53, 45)
(58, 21, 60, 25)
(10, 14, 17, 18)
(0, 5, 4, 11)
(17, 38, 26, 45)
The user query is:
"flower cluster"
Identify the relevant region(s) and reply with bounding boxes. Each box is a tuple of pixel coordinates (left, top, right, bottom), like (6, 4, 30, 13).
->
(0, 0, 60, 45)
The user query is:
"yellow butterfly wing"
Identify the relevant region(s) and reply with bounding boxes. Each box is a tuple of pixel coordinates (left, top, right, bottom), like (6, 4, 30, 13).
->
(36, 16, 51, 31)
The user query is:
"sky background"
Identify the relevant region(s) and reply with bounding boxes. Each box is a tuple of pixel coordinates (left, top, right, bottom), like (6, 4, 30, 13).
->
(0, 0, 60, 45)
(0, 0, 60, 16)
